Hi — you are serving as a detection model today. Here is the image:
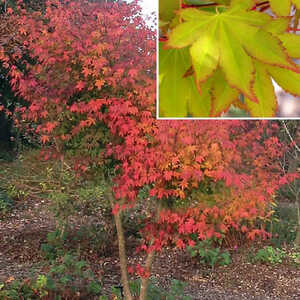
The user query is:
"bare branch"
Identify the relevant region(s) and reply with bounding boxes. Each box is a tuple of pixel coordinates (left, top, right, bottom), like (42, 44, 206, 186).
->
(281, 121, 300, 153)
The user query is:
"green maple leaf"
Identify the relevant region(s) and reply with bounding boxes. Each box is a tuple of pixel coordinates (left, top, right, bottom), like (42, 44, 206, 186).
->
(278, 33, 300, 58)
(210, 69, 240, 117)
(159, 43, 211, 117)
(159, 0, 180, 22)
(270, 0, 300, 16)
(268, 65, 300, 96)
(244, 61, 277, 117)
(159, 46, 238, 117)
(160, 0, 300, 117)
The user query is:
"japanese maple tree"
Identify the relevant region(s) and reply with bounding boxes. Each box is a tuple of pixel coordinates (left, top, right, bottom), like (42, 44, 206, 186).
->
(1, 1, 298, 299)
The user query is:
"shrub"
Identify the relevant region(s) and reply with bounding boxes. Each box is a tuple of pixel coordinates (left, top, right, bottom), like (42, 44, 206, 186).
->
(46, 253, 102, 295)
(253, 246, 286, 264)
(41, 229, 68, 260)
(187, 238, 231, 268)
(0, 253, 102, 300)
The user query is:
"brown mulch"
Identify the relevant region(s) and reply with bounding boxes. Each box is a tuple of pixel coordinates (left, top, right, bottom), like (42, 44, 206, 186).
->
(0, 197, 299, 299)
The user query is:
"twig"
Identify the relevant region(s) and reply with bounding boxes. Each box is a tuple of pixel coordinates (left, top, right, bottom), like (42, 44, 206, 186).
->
(281, 121, 300, 153)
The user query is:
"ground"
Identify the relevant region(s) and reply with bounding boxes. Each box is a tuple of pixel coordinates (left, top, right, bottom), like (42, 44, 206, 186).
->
(0, 194, 299, 299)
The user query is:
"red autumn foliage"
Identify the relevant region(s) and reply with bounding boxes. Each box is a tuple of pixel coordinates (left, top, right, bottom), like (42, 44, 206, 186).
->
(1, 0, 155, 152)
(1, 0, 297, 257)
(112, 119, 297, 250)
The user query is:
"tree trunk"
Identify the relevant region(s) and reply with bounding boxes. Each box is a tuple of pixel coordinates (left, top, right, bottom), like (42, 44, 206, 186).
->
(107, 188, 133, 300)
(139, 250, 155, 300)
(139, 201, 162, 300)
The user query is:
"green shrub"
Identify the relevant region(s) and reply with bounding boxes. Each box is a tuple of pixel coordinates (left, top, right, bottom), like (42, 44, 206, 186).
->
(254, 246, 286, 264)
(187, 238, 231, 268)
(0, 267, 103, 299)
(0, 278, 37, 300)
(41, 229, 68, 260)
(164, 279, 191, 300)
(46, 253, 102, 294)
(0, 253, 103, 299)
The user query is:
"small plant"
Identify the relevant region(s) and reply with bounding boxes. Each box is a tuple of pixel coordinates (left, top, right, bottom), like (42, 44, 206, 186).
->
(0, 261, 103, 299)
(187, 238, 231, 268)
(0, 278, 37, 300)
(41, 229, 68, 260)
(164, 279, 191, 300)
(6, 183, 29, 200)
(254, 246, 286, 264)
(46, 253, 102, 294)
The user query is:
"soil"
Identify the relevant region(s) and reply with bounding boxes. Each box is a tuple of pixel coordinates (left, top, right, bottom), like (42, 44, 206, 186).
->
(0, 196, 299, 300)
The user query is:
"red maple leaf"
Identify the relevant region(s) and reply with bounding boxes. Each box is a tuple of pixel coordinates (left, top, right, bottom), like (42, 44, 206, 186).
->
(75, 81, 85, 91)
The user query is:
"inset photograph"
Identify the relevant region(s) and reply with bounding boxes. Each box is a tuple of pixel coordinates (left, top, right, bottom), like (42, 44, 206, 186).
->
(158, 0, 300, 118)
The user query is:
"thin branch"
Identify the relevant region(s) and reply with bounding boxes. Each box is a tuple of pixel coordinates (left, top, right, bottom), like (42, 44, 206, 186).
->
(282, 121, 300, 153)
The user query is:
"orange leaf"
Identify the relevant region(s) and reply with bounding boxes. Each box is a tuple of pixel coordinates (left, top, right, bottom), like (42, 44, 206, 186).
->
(95, 79, 105, 89)
(41, 135, 50, 144)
